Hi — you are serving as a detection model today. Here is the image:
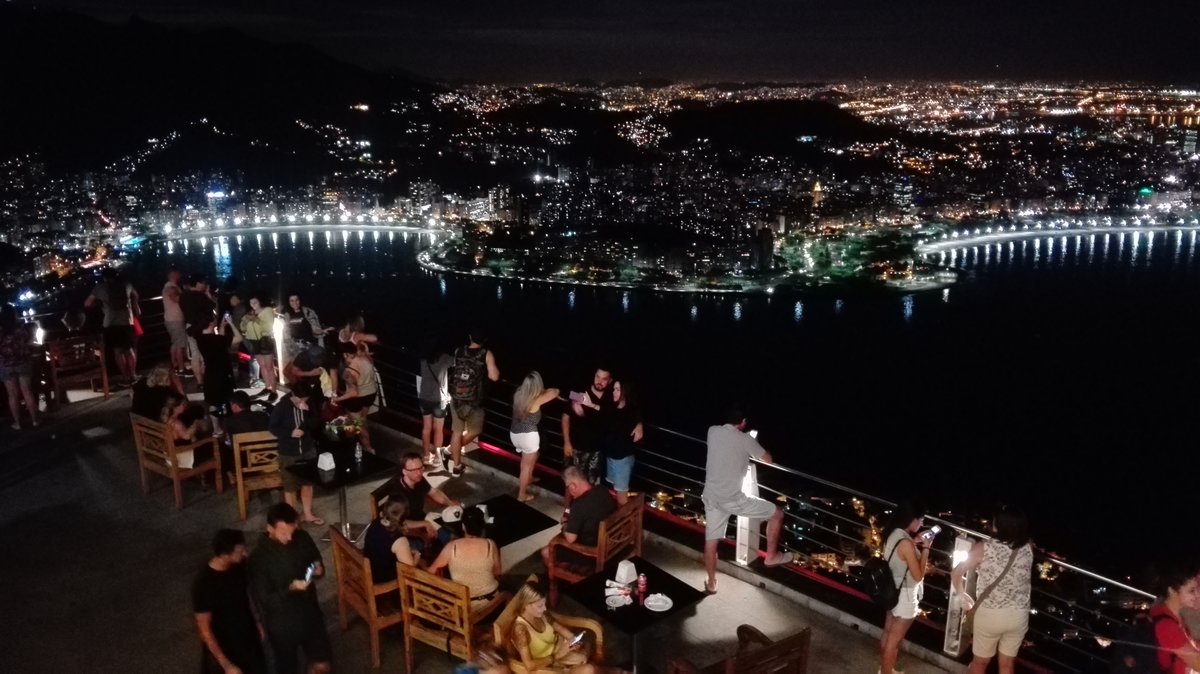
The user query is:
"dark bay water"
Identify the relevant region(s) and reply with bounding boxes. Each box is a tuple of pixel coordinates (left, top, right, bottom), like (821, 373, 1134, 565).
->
(123, 227, 1200, 573)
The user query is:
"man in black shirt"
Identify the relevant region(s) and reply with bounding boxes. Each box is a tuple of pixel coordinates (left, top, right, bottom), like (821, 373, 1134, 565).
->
(248, 504, 330, 674)
(541, 465, 618, 570)
(561, 365, 614, 487)
(193, 529, 266, 674)
(220, 391, 271, 480)
(384, 452, 460, 556)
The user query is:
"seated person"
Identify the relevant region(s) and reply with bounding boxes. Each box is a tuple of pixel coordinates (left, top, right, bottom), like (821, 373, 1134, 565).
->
(220, 390, 271, 477)
(362, 500, 419, 584)
(132, 362, 185, 419)
(501, 579, 595, 674)
(429, 506, 502, 610)
(540, 466, 617, 571)
(162, 392, 201, 442)
(382, 452, 462, 557)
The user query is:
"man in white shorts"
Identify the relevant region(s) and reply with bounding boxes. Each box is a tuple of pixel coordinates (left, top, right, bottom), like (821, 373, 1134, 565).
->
(701, 404, 795, 594)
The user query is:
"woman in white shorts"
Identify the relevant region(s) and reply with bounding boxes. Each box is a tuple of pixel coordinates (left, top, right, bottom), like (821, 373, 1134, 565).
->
(880, 501, 934, 674)
(510, 372, 559, 503)
(952, 506, 1033, 674)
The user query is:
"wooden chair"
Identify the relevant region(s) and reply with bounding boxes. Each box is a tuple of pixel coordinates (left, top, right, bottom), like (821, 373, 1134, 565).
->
(667, 624, 811, 674)
(232, 431, 282, 521)
(490, 580, 605, 674)
(397, 564, 509, 674)
(546, 494, 644, 605)
(45, 334, 108, 409)
(329, 527, 404, 668)
(130, 414, 222, 509)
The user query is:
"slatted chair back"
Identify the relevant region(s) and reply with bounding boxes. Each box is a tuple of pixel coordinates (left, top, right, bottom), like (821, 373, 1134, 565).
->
(232, 431, 281, 521)
(329, 527, 402, 668)
(46, 334, 108, 405)
(129, 413, 221, 508)
(597, 494, 644, 567)
(398, 564, 477, 673)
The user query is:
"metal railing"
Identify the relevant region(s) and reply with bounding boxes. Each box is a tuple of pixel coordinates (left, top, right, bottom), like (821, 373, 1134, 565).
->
(361, 339, 1153, 673)
(22, 297, 1148, 673)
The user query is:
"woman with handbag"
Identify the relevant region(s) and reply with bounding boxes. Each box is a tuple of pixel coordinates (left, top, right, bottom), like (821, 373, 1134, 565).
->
(951, 505, 1033, 674)
(879, 501, 934, 674)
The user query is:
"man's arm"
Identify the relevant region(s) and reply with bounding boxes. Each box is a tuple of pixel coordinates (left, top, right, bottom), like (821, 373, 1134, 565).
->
(427, 488, 460, 509)
(194, 613, 240, 673)
(561, 413, 573, 456)
(485, 350, 499, 382)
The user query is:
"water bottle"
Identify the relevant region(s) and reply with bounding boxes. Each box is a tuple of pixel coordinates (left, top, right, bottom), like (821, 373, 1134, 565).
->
(354, 441, 363, 464)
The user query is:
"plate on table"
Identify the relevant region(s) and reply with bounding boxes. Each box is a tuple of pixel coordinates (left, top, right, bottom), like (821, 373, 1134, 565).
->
(606, 594, 632, 609)
(644, 593, 673, 612)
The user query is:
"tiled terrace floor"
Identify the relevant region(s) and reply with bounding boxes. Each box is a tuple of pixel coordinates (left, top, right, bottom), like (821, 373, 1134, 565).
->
(0, 390, 956, 673)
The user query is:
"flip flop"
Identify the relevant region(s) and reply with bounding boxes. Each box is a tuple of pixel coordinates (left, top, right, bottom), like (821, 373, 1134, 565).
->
(703, 581, 718, 595)
(763, 552, 798, 568)
(518, 494, 536, 503)
(303, 516, 325, 526)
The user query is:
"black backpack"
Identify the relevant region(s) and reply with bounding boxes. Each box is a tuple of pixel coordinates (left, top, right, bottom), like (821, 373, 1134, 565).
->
(863, 532, 905, 609)
(450, 347, 487, 404)
(1110, 612, 1174, 673)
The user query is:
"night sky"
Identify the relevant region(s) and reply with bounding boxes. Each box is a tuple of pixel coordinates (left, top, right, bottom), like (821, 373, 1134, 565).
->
(17, 0, 1200, 83)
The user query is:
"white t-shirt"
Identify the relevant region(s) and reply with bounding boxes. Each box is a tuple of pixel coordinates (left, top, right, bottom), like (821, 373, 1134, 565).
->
(162, 281, 183, 322)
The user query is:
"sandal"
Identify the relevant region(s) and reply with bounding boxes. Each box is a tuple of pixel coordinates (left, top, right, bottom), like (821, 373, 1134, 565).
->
(518, 494, 535, 503)
(703, 580, 718, 595)
(302, 515, 326, 526)
(763, 552, 798, 568)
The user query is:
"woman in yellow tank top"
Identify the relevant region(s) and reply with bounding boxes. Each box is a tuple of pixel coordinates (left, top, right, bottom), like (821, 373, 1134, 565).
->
(507, 581, 595, 674)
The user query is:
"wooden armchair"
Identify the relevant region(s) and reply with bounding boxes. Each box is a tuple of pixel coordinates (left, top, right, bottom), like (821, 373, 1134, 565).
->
(547, 494, 644, 604)
(45, 334, 107, 409)
(490, 582, 605, 674)
(329, 527, 404, 668)
(369, 476, 399, 520)
(232, 431, 282, 521)
(130, 414, 222, 509)
(397, 564, 510, 674)
(667, 624, 811, 674)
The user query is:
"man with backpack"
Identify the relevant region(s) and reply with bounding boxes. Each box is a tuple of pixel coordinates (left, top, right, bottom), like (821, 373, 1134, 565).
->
(443, 328, 499, 476)
(84, 267, 140, 385)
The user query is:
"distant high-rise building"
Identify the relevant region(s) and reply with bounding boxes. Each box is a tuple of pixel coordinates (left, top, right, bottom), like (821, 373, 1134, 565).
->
(812, 180, 824, 211)
(1182, 128, 1198, 156)
(894, 177, 914, 209)
(409, 180, 439, 212)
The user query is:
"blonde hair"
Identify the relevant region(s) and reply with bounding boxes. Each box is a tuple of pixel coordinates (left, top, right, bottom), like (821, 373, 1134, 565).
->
(512, 371, 545, 422)
(145, 362, 173, 388)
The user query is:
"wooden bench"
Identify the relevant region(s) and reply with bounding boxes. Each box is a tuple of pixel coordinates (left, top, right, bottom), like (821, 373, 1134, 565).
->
(397, 564, 509, 674)
(45, 335, 108, 409)
(667, 624, 811, 674)
(232, 431, 282, 521)
(490, 579, 605, 673)
(546, 494, 644, 605)
(329, 526, 404, 668)
(130, 414, 222, 509)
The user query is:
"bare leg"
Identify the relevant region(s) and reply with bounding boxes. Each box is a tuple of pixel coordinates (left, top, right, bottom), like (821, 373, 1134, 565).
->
(703, 539, 719, 592)
(356, 413, 372, 452)
(258, 355, 277, 392)
(996, 653, 1016, 674)
(432, 416, 445, 451)
(765, 507, 783, 558)
(421, 414, 433, 459)
(300, 485, 321, 522)
(968, 655, 992, 674)
(448, 424, 464, 464)
(18, 376, 37, 426)
(616, 491, 629, 506)
(518, 451, 538, 501)
(881, 614, 913, 674)
(4, 379, 21, 428)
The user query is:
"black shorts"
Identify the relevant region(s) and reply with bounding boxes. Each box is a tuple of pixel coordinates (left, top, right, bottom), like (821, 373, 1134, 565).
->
(245, 337, 276, 357)
(103, 325, 134, 350)
(418, 399, 447, 419)
(341, 393, 376, 413)
(268, 622, 331, 674)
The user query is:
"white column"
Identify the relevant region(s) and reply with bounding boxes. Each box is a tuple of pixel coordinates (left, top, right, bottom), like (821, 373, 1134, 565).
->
(735, 462, 761, 565)
(943, 534, 975, 657)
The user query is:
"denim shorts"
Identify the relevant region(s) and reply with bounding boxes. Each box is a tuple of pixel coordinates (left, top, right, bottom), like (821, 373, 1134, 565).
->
(419, 398, 447, 419)
(606, 455, 635, 492)
(0, 362, 32, 382)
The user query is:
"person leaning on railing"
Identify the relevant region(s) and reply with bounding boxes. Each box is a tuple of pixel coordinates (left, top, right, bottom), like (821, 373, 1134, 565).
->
(951, 505, 1033, 674)
(1146, 562, 1200, 674)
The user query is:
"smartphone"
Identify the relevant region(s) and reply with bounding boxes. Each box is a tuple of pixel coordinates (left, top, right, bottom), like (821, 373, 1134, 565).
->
(921, 525, 942, 541)
(568, 632, 585, 648)
(568, 391, 587, 404)
(304, 562, 317, 583)
(748, 429, 759, 439)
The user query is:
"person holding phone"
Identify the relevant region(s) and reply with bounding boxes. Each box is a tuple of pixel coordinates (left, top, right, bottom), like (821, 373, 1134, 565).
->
(504, 579, 595, 674)
(879, 500, 932, 674)
(248, 503, 331, 674)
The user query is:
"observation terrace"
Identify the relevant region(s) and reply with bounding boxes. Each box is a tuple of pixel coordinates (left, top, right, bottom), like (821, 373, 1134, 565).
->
(0, 297, 1188, 673)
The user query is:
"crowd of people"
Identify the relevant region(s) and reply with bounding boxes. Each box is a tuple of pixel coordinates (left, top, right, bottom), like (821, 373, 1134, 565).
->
(13, 265, 1200, 674)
